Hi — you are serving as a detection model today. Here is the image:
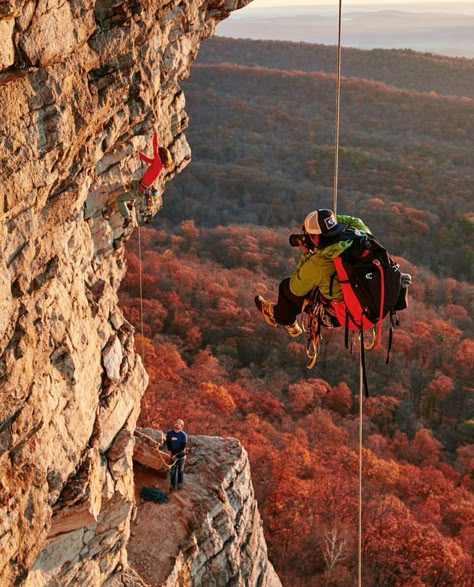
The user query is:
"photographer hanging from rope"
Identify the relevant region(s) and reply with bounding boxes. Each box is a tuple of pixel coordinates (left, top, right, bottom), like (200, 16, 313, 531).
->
(255, 209, 373, 336)
(166, 419, 187, 492)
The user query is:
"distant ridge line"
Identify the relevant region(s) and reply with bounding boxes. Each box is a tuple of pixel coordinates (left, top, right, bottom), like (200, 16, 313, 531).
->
(197, 37, 474, 99)
(192, 61, 474, 104)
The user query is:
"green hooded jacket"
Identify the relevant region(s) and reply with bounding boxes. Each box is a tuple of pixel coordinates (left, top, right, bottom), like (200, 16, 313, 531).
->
(289, 215, 371, 300)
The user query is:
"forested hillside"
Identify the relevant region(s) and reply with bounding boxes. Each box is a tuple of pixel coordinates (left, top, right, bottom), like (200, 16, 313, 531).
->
(120, 222, 473, 586)
(120, 41, 474, 586)
(161, 60, 474, 281)
(199, 37, 474, 99)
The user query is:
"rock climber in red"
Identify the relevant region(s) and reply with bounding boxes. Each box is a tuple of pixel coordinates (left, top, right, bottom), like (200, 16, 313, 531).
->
(138, 132, 173, 192)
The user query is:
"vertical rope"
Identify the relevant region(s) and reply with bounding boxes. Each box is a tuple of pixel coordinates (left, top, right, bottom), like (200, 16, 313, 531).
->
(358, 341, 364, 587)
(333, 0, 343, 215)
(137, 222, 152, 427)
(332, 3, 364, 578)
(332, 3, 363, 579)
(137, 224, 145, 359)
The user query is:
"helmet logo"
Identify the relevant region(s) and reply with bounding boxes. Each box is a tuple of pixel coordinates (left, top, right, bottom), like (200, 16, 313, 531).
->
(325, 216, 336, 230)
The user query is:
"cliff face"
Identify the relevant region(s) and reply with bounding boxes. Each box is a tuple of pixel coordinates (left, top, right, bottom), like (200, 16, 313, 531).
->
(0, 1, 256, 585)
(130, 435, 282, 587)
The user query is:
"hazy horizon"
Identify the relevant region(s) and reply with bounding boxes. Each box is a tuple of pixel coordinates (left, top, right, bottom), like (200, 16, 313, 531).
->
(216, 2, 474, 58)
(240, 1, 474, 13)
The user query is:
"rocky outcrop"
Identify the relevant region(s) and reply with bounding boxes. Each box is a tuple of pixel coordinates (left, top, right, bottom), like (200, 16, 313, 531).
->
(133, 427, 170, 472)
(129, 435, 282, 587)
(0, 1, 254, 585)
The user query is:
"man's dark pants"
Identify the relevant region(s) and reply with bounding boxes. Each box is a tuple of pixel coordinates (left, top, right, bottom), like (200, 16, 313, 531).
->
(274, 278, 306, 325)
(170, 452, 186, 489)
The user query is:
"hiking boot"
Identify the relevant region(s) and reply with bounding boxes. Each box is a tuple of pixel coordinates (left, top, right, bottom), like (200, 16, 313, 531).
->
(286, 321, 303, 338)
(254, 295, 277, 327)
(102, 204, 112, 220)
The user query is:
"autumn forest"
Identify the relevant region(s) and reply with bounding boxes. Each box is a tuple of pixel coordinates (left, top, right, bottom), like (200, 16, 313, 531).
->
(119, 39, 474, 586)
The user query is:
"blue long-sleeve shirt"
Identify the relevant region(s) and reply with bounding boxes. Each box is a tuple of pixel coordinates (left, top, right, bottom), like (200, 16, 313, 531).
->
(166, 429, 187, 455)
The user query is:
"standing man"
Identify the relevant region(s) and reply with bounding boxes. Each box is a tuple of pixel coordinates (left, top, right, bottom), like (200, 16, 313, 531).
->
(166, 419, 187, 492)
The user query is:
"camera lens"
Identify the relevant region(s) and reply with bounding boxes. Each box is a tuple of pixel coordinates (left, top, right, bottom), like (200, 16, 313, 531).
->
(289, 234, 301, 247)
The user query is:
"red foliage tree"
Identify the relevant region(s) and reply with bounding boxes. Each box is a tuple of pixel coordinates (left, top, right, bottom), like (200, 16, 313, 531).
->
(324, 382, 352, 417)
(364, 495, 468, 586)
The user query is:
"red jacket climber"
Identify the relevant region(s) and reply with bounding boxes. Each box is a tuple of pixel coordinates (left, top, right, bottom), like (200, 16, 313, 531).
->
(138, 132, 173, 192)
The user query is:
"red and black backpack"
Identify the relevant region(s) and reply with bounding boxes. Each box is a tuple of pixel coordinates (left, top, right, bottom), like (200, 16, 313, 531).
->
(316, 232, 405, 396)
(330, 232, 402, 349)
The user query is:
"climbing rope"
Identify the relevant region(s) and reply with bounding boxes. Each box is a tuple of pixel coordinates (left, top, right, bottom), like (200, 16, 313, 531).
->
(137, 222, 154, 428)
(332, 0, 343, 215)
(137, 224, 145, 354)
(135, 429, 173, 470)
(332, 3, 364, 583)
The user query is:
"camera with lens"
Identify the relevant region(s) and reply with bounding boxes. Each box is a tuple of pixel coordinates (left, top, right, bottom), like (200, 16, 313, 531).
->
(289, 233, 313, 249)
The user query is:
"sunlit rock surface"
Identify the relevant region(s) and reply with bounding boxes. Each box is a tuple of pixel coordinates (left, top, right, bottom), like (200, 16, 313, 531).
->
(129, 434, 282, 587)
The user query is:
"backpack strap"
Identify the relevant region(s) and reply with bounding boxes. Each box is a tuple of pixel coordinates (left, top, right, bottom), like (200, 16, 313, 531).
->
(332, 256, 365, 330)
(345, 308, 350, 348)
(360, 328, 370, 397)
(373, 258, 385, 350)
(385, 310, 399, 364)
(386, 323, 393, 365)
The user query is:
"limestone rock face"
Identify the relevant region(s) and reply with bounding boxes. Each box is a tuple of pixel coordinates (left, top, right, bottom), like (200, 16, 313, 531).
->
(0, 1, 253, 585)
(129, 436, 282, 587)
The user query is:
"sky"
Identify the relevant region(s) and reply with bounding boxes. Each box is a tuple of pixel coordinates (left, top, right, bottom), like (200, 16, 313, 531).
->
(233, 0, 474, 15)
(245, 0, 472, 6)
(216, 1, 474, 57)
(253, 0, 396, 4)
